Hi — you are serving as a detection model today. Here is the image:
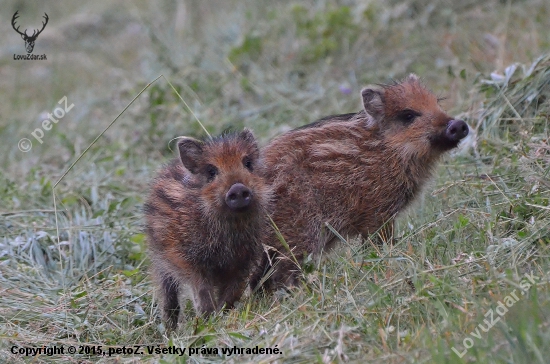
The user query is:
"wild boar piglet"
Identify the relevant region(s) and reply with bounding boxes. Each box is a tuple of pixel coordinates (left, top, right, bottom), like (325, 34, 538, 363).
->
(145, 129, 272, 330)
(254, 74, 469, 290)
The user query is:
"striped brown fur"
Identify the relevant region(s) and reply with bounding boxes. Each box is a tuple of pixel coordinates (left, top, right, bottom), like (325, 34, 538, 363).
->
(253, 74, 469, 290)
(144, 129, 272, 330)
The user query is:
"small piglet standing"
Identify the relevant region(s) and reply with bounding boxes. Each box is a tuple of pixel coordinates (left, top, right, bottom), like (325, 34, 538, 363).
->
(145, 129, 271, 330)
(254, 74, 469, 290)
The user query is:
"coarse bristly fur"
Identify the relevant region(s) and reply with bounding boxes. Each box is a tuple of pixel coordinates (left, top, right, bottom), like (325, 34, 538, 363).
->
(252, 74, 469, 290)
(144, 129, 272, 331)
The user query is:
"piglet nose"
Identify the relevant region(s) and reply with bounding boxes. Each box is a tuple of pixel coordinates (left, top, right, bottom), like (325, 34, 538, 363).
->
(225, 183, 252, 211)
(446, 119, 469, 141)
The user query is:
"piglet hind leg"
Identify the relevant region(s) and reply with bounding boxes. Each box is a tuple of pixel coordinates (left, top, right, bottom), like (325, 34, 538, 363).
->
(216, 278, 248, 311)
(158, 273, 181, 332)
(249, 252, 271, 293)
(249, 251, 303, 293)
(269, 258, 303, 290)
(193, 280, 217, 316)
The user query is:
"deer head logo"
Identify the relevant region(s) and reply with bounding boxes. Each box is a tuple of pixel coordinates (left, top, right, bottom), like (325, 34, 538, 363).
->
(12, 11, 49, 54)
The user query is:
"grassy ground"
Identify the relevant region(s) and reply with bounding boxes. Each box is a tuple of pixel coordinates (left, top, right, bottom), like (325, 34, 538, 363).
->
(1, 0, 549, 362)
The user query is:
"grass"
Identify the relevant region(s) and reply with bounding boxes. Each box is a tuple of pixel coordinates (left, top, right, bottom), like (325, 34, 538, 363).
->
(1, 0, 550, 362)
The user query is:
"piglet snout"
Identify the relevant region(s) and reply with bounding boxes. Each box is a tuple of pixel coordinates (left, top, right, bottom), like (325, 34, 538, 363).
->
(446, 119, 469, 142)
(225, 183, 253, 211)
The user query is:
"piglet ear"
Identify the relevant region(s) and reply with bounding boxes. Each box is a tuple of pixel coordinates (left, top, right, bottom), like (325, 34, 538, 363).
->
(177, 137, 204, 174)
(361, 88, 385, 123)
(239, 127, 259, 152)
(238, 128, 256, 145)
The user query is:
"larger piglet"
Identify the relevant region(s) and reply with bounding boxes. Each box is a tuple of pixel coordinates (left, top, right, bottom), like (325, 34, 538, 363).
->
(255, 74, 469, 290)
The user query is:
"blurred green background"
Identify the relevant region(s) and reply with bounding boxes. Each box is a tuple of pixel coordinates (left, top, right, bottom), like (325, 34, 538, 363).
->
(2, 0, 549, 174)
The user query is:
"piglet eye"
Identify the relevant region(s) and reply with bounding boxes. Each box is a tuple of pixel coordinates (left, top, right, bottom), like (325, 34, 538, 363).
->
(206, 165, 218, 182)
(243, 157, 253, 171)
(399, 110, 420, 124)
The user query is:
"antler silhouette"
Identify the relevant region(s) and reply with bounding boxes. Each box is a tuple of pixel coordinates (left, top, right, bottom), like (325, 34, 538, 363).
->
(11, 11, 49, 40)
(33, 13, 49, 39)
(11, 11, 26, 37)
